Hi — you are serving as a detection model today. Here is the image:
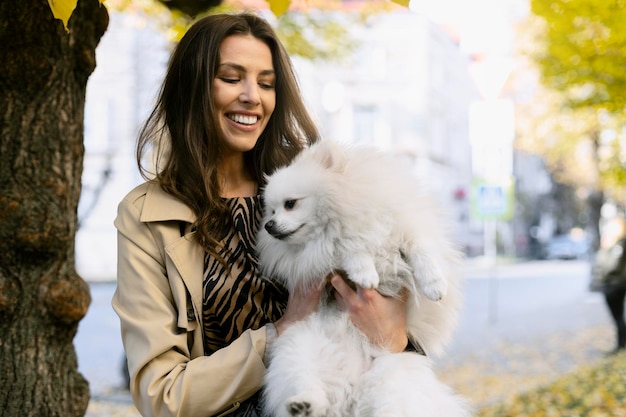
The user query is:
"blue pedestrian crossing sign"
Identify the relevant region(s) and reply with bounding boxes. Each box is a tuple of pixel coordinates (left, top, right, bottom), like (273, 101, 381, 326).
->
(470, 177, 514, 220)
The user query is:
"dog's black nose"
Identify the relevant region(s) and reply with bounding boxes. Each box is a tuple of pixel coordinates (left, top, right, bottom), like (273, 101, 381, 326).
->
(265, 220, 276, 235)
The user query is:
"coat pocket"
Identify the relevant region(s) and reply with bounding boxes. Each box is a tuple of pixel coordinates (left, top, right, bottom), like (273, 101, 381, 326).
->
(176, 292, 199, 354)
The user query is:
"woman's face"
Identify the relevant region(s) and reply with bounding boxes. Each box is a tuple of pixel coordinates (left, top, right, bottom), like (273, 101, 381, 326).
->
(213, 34, 276, 155)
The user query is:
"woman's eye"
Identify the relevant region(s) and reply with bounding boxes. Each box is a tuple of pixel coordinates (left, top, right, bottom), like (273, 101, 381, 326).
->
(220, 77, 239, 84)
(259, 82, 275, 90)
(284, 200, 296, 210)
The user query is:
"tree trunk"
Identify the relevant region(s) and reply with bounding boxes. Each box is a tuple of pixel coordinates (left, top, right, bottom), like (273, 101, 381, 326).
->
(587, 189, 604, 251)
(0, 1, 108, 416)
(588, 126, 605, 252)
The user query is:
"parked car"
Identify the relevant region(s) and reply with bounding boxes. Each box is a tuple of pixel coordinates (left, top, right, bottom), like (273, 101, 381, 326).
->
(543, 233, 590, 260)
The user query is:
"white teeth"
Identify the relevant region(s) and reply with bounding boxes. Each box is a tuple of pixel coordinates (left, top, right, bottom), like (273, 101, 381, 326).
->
(229, 114, 258, 125)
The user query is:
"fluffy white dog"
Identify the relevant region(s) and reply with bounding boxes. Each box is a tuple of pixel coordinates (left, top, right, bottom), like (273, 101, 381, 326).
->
(257, 140, 470, 417)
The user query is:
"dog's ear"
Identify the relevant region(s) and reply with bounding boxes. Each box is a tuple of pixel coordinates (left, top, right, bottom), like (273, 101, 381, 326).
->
(309, 140, 348, 172)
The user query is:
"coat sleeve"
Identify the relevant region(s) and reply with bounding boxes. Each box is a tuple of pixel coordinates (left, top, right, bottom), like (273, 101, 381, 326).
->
(112, 191, 269, 417)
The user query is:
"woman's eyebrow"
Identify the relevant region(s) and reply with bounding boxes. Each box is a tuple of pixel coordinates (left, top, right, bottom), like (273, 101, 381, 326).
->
(219, 62, 275, 76)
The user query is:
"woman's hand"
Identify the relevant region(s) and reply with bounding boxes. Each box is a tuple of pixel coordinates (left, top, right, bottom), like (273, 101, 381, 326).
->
(330, 274, 408, 353)
(274, 278, 326, 336)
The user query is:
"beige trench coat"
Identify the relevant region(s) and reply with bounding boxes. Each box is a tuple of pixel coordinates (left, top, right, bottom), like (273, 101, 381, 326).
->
(112, 182, 271, 417)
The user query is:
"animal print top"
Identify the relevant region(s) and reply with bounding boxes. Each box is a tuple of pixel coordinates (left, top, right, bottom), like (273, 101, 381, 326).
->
(202, 196, 288, 355)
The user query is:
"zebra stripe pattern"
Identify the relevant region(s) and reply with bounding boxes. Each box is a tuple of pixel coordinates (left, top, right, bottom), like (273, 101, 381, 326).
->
(202, 196, 288, 354)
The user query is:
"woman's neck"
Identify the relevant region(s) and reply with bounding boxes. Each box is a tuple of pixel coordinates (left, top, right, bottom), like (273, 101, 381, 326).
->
(218, 157, 258, 198)
(220, 179, 258, 198)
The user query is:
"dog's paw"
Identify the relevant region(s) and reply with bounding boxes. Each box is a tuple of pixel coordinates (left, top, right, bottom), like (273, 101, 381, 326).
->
(288, 400, 313, 417)
(359, 274, 379, 289)
(350, 268, 380, 289)
(343, 257, 380, 289)
(286, 394, 327, 417)
(420, 276, 447, 301)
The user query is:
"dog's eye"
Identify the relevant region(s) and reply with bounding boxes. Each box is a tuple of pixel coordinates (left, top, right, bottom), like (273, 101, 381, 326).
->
(284, 199, 297, 210)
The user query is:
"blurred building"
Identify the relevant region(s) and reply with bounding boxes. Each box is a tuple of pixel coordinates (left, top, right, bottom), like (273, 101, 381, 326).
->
(76, 11, 169, 281)
(77, 8, 508, 281)
(293, 10, 480, 253)
(512, 150, 554, 258)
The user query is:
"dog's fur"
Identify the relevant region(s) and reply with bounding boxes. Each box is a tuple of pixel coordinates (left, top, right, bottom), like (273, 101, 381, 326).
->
(257, 140, 470, 417)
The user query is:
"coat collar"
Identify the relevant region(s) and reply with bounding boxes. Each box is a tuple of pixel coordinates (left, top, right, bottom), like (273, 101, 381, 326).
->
(140, 182, 196, 224)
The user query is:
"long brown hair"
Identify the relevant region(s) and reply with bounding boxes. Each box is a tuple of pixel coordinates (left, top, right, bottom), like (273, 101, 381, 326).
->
(137, 12, 319, 256)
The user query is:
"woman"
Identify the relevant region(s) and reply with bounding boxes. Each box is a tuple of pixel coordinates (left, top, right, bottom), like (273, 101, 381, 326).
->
(113, 12, 410, 417)
(605, 287, 626, 353)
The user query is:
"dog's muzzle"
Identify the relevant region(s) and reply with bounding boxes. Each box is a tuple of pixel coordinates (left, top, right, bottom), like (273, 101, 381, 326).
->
(264, 220, 299, 240)
(264, 220, 286, 239)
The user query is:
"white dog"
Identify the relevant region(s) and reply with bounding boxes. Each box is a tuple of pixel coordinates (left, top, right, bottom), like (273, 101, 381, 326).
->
(257, 140, 470, 417)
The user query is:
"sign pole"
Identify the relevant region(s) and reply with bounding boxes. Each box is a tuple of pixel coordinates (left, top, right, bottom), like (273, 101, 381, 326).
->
(472, 177, 515, 325)
(485, 218, 498, 324)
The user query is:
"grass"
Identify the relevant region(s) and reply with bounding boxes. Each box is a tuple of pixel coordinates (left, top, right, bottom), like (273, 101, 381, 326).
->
(475, 351, 626, 417)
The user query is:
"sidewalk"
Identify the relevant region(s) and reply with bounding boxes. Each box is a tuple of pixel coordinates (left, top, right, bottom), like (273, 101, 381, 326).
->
(460, 256, 592, 279)
(434, 324, 614, 409)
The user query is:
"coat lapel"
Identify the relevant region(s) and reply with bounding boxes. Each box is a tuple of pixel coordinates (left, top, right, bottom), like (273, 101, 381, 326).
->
(166, 233, 205, 321)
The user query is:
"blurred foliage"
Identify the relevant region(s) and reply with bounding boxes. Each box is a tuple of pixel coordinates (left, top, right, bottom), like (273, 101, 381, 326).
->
(514, 74, 626, 202)
(514, 0, 626, 210)
(156, 0, 223, 16)
(476, 351, 626, 417)
(530, 0, 626, 114)
(102, 0, 402, 60)
(274, 12, 358, 61)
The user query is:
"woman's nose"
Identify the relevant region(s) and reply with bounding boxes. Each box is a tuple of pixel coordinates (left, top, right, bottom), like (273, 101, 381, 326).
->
(239, 81, 260, 104)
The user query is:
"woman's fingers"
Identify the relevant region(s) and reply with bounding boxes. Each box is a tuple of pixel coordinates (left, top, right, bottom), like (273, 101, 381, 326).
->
(330, 274, 408, 352)
(275, 275, 328, 335)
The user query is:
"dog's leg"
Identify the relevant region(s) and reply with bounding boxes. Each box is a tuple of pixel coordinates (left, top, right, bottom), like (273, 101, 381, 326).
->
(265, 353, 330, 417)
(285, 390, 328, 417)
(405, 246, 447, 301)
(341, 254, 379, 289)
(264, 315, 336, 417)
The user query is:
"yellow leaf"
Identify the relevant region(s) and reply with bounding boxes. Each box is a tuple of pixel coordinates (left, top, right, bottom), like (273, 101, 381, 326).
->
(47, 0, 78, 32)
(267, 0, 290, 17)
(391, 0, 410, 7)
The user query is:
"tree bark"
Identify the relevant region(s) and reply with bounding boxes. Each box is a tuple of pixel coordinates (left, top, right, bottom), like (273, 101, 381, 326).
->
(588, 126, 605, 252)
(587, 189, 604, 251)
(0, 1, 108, 416)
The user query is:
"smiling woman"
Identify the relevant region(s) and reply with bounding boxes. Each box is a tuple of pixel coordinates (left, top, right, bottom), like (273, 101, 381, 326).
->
(112, 11, 418, 417)
(112, 12, 321, 417)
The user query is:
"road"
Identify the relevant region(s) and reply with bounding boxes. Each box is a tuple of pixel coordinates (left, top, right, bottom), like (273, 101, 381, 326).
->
(74, 259, 613, 399)
(448, 259, 610, 355)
